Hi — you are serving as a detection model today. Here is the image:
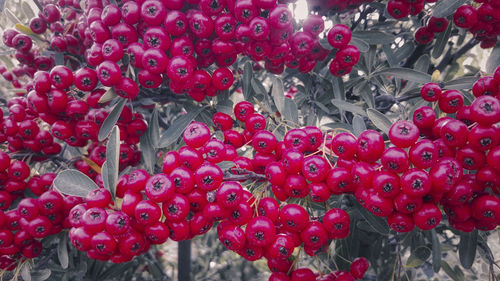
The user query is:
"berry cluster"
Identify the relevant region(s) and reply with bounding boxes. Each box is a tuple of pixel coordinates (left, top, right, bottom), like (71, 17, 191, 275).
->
(386, 0, 499, 49)
(306, 0, 373, 16)
(326, 25, 360, 77)
(0, 168, 83, 269)
(414, 16, 449, 45)
(453, 2, 500, 49)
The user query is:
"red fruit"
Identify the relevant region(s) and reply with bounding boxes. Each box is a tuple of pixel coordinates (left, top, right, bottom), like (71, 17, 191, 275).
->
(144, 173, 175, 202)
(85, 188, 112, 208)
(420, 83, 442, 102)
(194, 163, 223, 191)
(413, 203, 442, 230)
(387, 212, 415, 233)
(350, 257, 370, 279)
(322, 208, 350, 239)
(372, 171, 400, 198)
(470, 95, 500, 126)
(471, 195, 500, 224)
(415, 27, 435, 44)
(327, 24, 351, 49)
(389, 121, 420, 148)
(183, 122, 210, 148)
(162, 194, 190, 222)
(453, 5, 478, 28)
(356, 130, 385, 163)
(387, 0, 410, 19)
(381, 147, 410, 174)
(291, 268, 315, 281)
(400, 168, 431, 197)
(440, 120, 468, 148)
(134, 200, 161, 225)
(245, 216, 275, 247)
(438, 90, 464, 114)
(331, 132, 357, 160)
(279, 204, 309, 233)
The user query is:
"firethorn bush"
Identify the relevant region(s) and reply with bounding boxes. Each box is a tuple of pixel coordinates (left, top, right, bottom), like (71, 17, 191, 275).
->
(0, 0, 498, 280)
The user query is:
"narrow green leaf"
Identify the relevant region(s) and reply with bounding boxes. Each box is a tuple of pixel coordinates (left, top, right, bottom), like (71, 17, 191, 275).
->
(352, 115, 366, 137)
(140, 132, 155, 174)
(242, 62, 253, 100)
(444, 76, 478, 90)
(441, 260, 465, 281)
(98, 97, 126, 141)
(394, 42, 416, 63)
(149, 107, 159, 149)
(413, 246, 432, 261)
(458, 229, 478, 269)
(431, 229, 442, 273)
(382, 44, 399, 68)
(284, 98, 299, 125)
(414, 54, 431, 73)
(103, 126, 120, 198)
(30, 269, 51, 281)
(433, 0, 468, 17)
(350, 37, 370, 53)
(251, 78, 267, 99)
(331, 99, 367, 117)
(157, 106, 206, 148)
(432, 23, 452, 59)
(21, 1, 35, 19)
(271, 77, 285, 116)
(57, 234, 69, 269)
(355, 201, 389, 235)
(366, 108, 392, 134)
(405, 254, 425, 267)
(352, 31, 396, 45)
(371, 68, 432, 84)
(313, 101, 331, 114)
(53, 169, 99, 197)
(486, 45, 500, 73)
(55, 52, 64, 66)
(21, 263, 31, 281)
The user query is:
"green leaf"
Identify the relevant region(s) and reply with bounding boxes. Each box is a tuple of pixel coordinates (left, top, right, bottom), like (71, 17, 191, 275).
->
(371, 68, 432, 84)
(53, 169, 99, 197)
(432, 23, 452, 59)
(441, 260, 466, 281)
(486, 44, 500, 74)
(98, 97, 126, 141)
(355, 201, 389, 235)
(433, 0, 468, 17)
(21, 263, 31, 281)
(149, 107, 159, 149)
(271, 77, 285, 116)
(382, 44, 399, 68)
(413, 246, 432, 261)
(352, 115, 366, 137)
(331, 99, 367, 117)
(350, 37, 370, 53)
(103, 126, 120, 198)
(458, 229, 478, 269)
(352, 31, 396, 45)
(251, 78, 267, 100)
(242, 62, 253, 100)
(140, 131, 155, 174)
(57, 234, 69, 269)
(283, 98, 299, 125)
(444, 76, 477, 90)
(30, 269, 51, 281)
(405, 254, 425, 267)
(157, 106, 206, 148)
(21, 1, 35, 19)
(366, 108, 392, 134)
(431, 229, 442, 273)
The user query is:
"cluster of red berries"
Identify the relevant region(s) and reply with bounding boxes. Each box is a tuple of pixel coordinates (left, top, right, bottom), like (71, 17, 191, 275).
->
(386, 0, 499, 49)
(270, 257, 369, 281)
(414, 16, 449, 45)
(0, 166, 83, 270)
(326, 25, 360, 77)
(453, 2, 500, 49)
(306, 0, 373, 16)
(1, 95, 61, 156)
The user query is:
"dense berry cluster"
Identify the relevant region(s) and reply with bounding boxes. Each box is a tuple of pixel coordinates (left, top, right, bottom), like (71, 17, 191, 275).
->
(0, 167, 83, 270)
(387, 0, 499, 48)
(327, 25, 360, 77)
(306, 0, 374, 16)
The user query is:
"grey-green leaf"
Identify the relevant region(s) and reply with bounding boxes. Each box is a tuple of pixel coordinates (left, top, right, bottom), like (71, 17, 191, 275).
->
(444, 76, 478, 90)
(53, 169, 99, 197)
(486, 44, 500, 74)
(352, 31, 396, 45)
(331, 99, 367, 116)
(431, 229, 442, 273)
(149, 107, 159, 149)
(458, 229, 478, 269)
(371, 68, 431, 84)
(433, 0, 468, 17)
(366, 108, 392, 134)
(350, 37, 370, 53)
(98, 97, 126, 141)
(31, 269, 51, 281)
(352, 115, 366, 137)
(103, 126, 120, 198)
(157, 106, 206, 148)
(283, 98, 299, 125)
(432, 23, 452, 59)
(57, 234, 69, 269)
(242, 62, 253, 100)
(272, 77, 285, 116)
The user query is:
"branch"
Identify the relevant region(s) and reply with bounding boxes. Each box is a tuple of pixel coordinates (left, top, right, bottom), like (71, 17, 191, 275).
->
(435, 39, 479, 72)
(223, 168, 267, 182)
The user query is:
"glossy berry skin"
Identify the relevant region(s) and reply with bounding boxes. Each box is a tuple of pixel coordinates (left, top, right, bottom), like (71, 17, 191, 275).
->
(470, 95, 500, 126)
(438, 90, 464, 114)
(327, 24, 351, 49)
(356, 130, 385, 163)
(350, 257, 370, 279)
(218, 224, 246, 251)
(279, 204, 309, 233)
(420, 83, 442, 102)
(413, 203, 442, 230)
(471, 195, 500, 224)
(400, 169, 431, 197)
(245, 216, 275, 247)
(183, 122, 210, 148)
(387, 212, 415, 233)
(216, 181, 243, 209)
(389, 121, 420, 148)
(134, 200, 161, 225)
(144, 173, 175, 203)
(322, 208, 350, 239)
(381, 147, 409, 174)
(234, 101, 254, 122)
